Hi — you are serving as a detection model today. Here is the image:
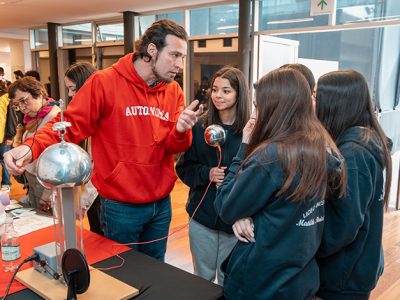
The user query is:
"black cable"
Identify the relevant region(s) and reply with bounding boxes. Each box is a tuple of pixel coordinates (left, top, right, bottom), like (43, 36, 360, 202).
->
(2, 253, 39, 300)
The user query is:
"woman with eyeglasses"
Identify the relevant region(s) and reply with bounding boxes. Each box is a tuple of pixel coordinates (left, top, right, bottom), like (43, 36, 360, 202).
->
(7, 77, 60, 213)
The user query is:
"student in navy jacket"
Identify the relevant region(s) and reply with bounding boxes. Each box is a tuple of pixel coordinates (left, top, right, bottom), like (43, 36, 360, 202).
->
(315, 70, 392, 300)
(176, 66, 250, 284)
(215, 68, 345, 300)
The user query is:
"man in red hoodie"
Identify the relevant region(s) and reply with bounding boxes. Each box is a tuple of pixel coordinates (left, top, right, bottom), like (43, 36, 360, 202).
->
(4, 19, 202, 261)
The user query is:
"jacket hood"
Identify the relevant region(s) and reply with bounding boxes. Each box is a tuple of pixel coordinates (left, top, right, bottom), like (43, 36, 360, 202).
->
(327, 150, 343, 175)
(112, 52, 168, 93)
(336, 126, 385, 167)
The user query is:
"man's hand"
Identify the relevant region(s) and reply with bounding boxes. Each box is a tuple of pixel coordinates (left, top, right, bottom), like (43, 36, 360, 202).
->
(4, 145, 32, 175)
(232, 217, 255, 243)
(176, 100, 204, 133)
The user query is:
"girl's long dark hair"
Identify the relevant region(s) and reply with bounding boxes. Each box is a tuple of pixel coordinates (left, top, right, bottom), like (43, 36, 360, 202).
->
(202, 66, 250, 134)
(244, 68, 345, 201)
(65, 62, 96, 92)
(316, 70, 392, 207)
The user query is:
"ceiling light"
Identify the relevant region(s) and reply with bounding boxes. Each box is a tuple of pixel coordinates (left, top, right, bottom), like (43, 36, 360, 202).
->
(216, 25, 239, 30)
(267, 18, 314, 25)
(73, 39, 92, 42)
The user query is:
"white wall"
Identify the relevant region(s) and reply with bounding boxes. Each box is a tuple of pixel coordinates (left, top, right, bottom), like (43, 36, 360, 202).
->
(0, 38, 31, 81)
(0, 54, 11, 76)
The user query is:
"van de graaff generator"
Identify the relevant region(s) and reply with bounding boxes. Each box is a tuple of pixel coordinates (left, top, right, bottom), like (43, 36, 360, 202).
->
(33, 99, 92, 282)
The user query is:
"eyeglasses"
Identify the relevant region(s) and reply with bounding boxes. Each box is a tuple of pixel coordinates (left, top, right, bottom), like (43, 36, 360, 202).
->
(13, 93, 30, 108)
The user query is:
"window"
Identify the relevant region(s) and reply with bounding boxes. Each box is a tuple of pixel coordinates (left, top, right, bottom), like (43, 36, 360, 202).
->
(30, 29, 48, 49)
(258, 0, 400, 31)
(259, 0, 329, 31)
(190, 4, 239, 36)
(137, 12, 184, 37)
(275, 25, 400, 112)
(96, 23, 124, 42)
(337, 0, 400, 25)
(62, 23, 92, 46)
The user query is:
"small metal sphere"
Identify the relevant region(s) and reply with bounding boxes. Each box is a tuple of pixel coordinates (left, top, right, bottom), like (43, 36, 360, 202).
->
(204, 124, 226, 147)
(36, 142, 92, 188)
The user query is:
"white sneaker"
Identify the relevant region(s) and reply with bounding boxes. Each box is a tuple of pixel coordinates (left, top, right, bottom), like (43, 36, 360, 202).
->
(1, 185, 10, 193)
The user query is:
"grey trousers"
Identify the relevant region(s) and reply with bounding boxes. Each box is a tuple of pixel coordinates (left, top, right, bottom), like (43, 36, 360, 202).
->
(189, 219, 237, 285)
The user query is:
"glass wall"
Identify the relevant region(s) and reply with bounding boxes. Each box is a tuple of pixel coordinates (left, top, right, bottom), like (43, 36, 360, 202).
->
(190, 4, 239, 36)
(269, 24, 400, 153)
(337, 0, 400, 24)
(189, 38, 239, 104)
(137, 12, 184, 37)
(30, 29, 48, 49)
(259, 0, 329, 31)
(96, 23, 124, 42)
(275, 26, 398, 110)
(62, 23, 92, 46)
(259, 0, 400, 30)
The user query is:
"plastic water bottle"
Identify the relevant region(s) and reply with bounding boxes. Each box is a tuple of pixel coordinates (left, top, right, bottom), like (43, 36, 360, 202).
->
(1, 216, 21, 272)
(0, 191, 10, 236)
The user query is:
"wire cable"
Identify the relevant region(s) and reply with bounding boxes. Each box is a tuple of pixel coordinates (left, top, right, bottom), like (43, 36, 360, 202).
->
(1, 254, 39, 300)
(94, 144, 223, 272)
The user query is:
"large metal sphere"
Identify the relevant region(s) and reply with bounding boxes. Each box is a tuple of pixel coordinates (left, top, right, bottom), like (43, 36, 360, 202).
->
(204, 124, 226, 147)
(36, 142, 92, 188)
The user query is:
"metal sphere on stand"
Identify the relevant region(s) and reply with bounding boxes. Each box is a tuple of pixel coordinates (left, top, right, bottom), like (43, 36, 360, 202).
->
(204, 124, 226, 147)
(37, 141, 92, 189)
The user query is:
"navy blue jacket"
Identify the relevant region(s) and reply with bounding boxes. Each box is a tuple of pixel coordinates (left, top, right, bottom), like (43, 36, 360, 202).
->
(216, 143, 333, 300)
(317, 126, 386, 300)
(175, 122, 242, 233)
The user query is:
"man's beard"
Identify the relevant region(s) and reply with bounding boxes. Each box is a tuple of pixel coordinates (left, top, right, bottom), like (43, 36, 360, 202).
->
(151, 54, 173, 84)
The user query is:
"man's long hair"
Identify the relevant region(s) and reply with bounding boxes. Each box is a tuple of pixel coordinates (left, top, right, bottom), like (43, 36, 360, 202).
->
(136, 19, 188, 62)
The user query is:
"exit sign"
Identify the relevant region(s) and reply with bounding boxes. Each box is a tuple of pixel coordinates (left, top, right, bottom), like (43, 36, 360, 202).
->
(310, 0, 336, 16)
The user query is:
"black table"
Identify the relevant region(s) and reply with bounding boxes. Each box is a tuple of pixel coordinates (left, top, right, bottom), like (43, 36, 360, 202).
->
(9, 249, 224, 300)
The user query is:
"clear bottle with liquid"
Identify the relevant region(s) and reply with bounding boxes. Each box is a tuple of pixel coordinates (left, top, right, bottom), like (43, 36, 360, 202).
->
(1, 216, 21, 272)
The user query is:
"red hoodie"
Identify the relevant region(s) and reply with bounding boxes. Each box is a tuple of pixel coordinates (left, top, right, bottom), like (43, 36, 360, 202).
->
(24, 53, 192, 204)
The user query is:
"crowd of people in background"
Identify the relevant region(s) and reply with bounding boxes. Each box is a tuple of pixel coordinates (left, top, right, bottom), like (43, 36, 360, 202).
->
(1, 18, 393, 300)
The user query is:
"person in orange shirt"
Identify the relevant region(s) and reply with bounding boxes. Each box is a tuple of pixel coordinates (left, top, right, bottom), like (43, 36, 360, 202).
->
(4, 20, 202, 261)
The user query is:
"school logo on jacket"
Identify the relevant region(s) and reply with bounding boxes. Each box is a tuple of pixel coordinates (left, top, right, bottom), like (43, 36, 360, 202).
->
(296, 200, 325, 227)
(125, 105, 170, 121)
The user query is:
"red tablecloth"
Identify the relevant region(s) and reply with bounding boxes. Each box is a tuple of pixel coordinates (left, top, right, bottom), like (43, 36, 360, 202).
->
(0, 226, 130, 296)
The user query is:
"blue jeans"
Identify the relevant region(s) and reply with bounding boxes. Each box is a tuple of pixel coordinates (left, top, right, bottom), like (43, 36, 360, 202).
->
(100, 195, 171, 261)
(0, 143, 11, 186)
